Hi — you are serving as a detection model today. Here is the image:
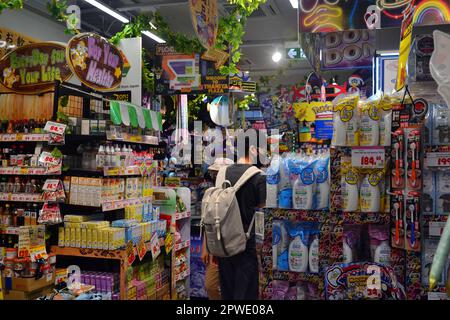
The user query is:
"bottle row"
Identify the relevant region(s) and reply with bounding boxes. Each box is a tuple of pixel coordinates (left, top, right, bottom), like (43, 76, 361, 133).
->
(0, 177, 45, 194)
(0, 203, 41, 228)
(0, 119, 47, 134)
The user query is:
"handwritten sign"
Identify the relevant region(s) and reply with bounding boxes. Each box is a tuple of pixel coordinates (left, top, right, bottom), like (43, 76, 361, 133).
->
(44, 121, 67, 135)
(137, 238, 147, 261)
(39, 152, 61, 166)
(150, 232, 161, 260)
(0, 42, 72, 94)
(67, 33, 123, 91)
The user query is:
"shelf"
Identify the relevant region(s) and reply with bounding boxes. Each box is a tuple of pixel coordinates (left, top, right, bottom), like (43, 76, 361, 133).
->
(65, 134, 107, 142)
(101, 197, 153, 212)
(174, 239, 190, 252)
(175, 211, 191, 220)
(107, 132, 159, 146)
(51, 239, 164, 264)
(0, 166, 61, 175)
(103, 166, 141, 176)
(0, 133, 49, 142)
(174, 267, 190, 282)
(0, 227, 20, 235)
(0, 193, 43, 203)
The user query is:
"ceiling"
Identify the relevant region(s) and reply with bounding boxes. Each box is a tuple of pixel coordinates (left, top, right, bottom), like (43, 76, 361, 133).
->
(24, 0, 311, 82)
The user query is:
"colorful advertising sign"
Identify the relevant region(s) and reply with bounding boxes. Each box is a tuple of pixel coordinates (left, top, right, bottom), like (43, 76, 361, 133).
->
(0, 27, 35, 58)
(154, 44, 229, 95)
(396, 5, 415, 91)
(320, 30, 375, 70)
(0, 42, 72, 94)
(299, 0, 450, 33)
(66, 33, 123, 91)
(189, 0, 218, 49)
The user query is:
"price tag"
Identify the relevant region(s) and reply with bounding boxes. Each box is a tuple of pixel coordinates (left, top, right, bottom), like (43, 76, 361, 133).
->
(126, 241, 136, 266)
(351, 147, 385, 169)
(29, 244, 48, 262)
(39, 152, 61, 166)
(19, 167, 29, 175)
(425, 152, 450, 167)
(43, 179, 61, 191)
(16, 133, 24, 141)
(44, 121, 67, 135)
(106, 168, 120, 176)
(137, 238, 147, 261)
(429, 221, 446, 237)
(150, 232, 161, 260)
(165, 232, 174, 254)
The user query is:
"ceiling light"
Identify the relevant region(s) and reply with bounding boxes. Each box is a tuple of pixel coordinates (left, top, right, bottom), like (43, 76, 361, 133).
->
(83, 0, 130, 23)
(272, 51, 282, 63)
(289, 0, 298, 9)
(141, 30, 166, 44)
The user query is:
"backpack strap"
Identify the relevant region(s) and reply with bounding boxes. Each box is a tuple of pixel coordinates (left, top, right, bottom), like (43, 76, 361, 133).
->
(215, 166, 228, 188)
(233, 166, 262, 191)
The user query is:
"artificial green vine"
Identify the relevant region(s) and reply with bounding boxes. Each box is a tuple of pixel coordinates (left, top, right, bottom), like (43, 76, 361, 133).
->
(46, 0, 78, 34)
(0, 0, 23, 14)
(215, 0, 267, 75)
(142, 49, 154, 93)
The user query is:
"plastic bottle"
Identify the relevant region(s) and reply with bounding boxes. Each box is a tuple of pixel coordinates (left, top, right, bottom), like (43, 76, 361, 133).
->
(341, 170, 359, 212)
(308, 234, 319, 273)
(292, 155, 315, 210)
(105, 145, 113, 167)
(266, 155, 281, 208)
(374, 240, 391, 265)
(96, 145, 106, 169)
(343, 240, 353, 263)
(114, 145, 121, 167)
(272, 220, 289, 271)
(288, 233, 309, 272)
(360, 97, 380, 146)
(359, 174, 381, 213)
(314, 152, 330, 210)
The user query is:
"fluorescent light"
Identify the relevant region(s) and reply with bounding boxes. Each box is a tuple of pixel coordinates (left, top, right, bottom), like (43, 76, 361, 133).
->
(272, 51, 282, 63)
(83, 0, 130, 23)
(141, 31, 166, 44)
(289, 0, 298, 9)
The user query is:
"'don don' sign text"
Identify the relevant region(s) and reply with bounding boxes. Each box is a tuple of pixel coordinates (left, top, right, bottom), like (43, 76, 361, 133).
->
(67, 33, 124, 91)
(0, 42, 72, 94)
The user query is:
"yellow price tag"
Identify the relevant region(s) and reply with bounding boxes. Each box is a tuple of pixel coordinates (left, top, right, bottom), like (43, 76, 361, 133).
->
(16, 133, 24, 141)
(20, 168, 28, 174)
(165, 232, 173, 255)
(107, 168, 119, 176)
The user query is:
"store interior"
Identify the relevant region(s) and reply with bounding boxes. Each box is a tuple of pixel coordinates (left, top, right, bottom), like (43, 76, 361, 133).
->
(1, 0, 450, 301)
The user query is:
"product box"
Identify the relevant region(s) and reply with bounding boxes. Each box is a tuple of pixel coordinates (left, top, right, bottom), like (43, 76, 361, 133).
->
(422, 170, 435, 215)
(92, 229, 98, 249)
(86, 229, 92, 249)
(432, 104, 450, 145)
(81, 228, 87, 248)
(103, 229, 109, 250)
(3, 286, 54, 300)
(11, 274, 55, 292)
(64, 227, 71, 247)
(81, 119, 90, 135)
(58, 228, 65, 247)
(436, 171, 450, 215)
(69, 177, 79, 205)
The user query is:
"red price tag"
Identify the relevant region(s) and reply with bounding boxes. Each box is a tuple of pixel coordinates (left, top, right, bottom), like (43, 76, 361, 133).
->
(351, 147, 385, 169)
(425, 152, 450, 167)
(44, 121, 67, 135)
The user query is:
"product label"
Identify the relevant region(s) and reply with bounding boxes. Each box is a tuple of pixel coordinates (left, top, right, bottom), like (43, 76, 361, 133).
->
(44, 121, 67, 135)
(351, 147, 385, 169)
(300, 167, 315, 185)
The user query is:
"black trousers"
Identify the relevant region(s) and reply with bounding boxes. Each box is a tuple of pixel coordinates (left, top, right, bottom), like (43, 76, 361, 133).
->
(217, 248, 259, 300)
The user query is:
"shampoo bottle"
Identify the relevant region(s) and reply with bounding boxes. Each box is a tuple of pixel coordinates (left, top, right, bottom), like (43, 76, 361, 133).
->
(308, 234, 319, 273)
(359, 174, 381, 212)
(333, 113, 347, 146)
(315, 154, 330, 210)
(288, 234, 309, 273)
(266, 155, 281, 208)
(341, 171, 359, 212)
(374, 240, 391, 265)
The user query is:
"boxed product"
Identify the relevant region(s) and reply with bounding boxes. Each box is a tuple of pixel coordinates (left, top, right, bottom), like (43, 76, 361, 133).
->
(432, 104, 450, 145)
(436, 171, 450, 215)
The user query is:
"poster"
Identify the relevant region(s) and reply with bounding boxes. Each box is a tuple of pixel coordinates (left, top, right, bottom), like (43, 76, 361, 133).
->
(396, 6, 415, 91)
(320, 30, 375, 70)
(153, 44, 229, 95)
(299, 0, 450, 33)
(189, 0, 218, 49)
(0, 42, 72, 94)
(66, 33, 124, 91)
(116, 37, 142, 106)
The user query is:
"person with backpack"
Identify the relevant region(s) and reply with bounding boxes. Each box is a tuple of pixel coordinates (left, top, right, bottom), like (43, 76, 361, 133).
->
(201, 134, 267, 300)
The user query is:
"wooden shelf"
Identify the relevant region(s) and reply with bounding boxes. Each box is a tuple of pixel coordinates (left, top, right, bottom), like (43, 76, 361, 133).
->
(0, 193, 44, 203)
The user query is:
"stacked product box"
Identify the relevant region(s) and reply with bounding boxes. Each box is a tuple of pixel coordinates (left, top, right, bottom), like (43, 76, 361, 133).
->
(81, 271, 119, 294)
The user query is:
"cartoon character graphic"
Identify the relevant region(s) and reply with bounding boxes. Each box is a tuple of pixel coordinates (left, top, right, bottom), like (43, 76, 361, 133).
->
(3, 67, 20, 88)
(348, 74, 364, 94)
(70, 41, 88, 70)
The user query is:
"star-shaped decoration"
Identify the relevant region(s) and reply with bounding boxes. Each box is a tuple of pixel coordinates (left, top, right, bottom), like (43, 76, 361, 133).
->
(114, 67, 122, 79)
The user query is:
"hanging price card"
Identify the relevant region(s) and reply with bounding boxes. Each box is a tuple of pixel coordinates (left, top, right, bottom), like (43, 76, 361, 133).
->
(43, 179, 61, 191)
(425, 152, 450, 167)
(126, 241, 136, 266)
(137, 238, 147, 261)
(39, 152, 61, 166)
(44, 121, 67, 135)
(150, 232, 161, 260)
(351, 147, 385, 169)
(165, 232, 174, 255)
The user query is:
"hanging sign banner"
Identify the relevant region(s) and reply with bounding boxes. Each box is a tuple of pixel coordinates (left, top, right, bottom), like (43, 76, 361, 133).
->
(66, 33, 123, 91)
(189, 0, 218, 49)
(0, 42, 72, 94)
(396, 5, 415, 91)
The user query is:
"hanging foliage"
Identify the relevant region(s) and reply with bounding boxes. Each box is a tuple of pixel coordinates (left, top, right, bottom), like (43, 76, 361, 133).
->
(0, 0, 23, 14)
(46, 0, 78, 34)
(142, 49, 154, 94)
(215, 0, 267, 75)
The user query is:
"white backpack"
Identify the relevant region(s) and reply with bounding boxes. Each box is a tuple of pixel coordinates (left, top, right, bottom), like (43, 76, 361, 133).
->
(201, 166, 262, 257)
